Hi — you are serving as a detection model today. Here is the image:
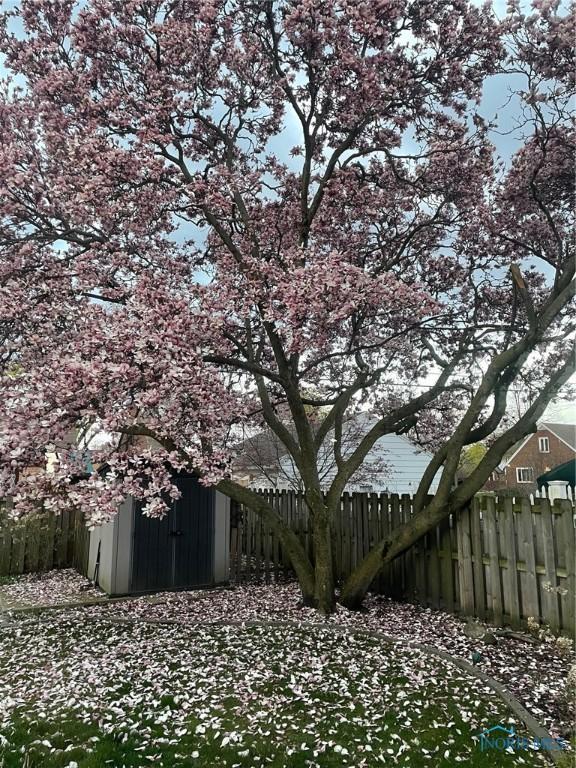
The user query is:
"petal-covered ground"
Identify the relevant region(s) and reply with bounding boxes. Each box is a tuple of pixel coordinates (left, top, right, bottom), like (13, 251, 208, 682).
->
(0, 614, 551, 767)
(1, 570, 573, 766)
(0, 569, 102, 609)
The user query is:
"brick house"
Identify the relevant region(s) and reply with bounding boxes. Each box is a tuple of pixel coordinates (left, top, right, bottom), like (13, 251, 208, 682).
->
(484, 422, 576, 494)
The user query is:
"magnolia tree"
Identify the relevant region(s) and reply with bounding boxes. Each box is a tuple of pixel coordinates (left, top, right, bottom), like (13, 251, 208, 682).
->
(0, 0, 573, 613)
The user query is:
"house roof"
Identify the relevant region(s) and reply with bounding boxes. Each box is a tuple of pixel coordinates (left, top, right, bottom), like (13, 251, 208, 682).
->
(500, 437, 529, 467)
(541, 422, 576, 452)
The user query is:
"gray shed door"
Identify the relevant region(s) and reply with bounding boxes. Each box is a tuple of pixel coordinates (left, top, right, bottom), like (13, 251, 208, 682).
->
(130, 476, 214, 592)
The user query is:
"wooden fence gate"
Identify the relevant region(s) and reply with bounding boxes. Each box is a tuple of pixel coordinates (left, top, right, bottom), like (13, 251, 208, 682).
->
(230, 491, 575, 635)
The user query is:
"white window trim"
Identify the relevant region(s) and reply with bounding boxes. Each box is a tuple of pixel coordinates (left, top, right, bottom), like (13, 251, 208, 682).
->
(516, 467, 534, 483)
(538, 437, 550, 453)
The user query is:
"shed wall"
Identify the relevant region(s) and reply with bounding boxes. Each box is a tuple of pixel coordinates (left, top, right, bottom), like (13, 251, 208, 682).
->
(113, 496, 134, 594)
(87, 517, 116, 594)
(86, 484, 230, 595)
(213, 491, 230, 583)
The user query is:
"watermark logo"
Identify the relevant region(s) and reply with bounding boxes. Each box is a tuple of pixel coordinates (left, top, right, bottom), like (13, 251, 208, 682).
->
(477, 724, 566, 752)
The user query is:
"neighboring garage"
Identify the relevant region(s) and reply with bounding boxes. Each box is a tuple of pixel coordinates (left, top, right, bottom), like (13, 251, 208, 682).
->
(85, 471, 230, 595)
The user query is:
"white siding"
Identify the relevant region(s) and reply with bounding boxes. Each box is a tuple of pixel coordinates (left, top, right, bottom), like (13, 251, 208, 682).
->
(252, 419, 440, 495)
(346, 432, 439, 495)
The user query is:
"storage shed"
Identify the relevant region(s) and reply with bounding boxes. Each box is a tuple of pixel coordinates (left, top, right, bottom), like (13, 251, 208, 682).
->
(85, 472, 230, 595)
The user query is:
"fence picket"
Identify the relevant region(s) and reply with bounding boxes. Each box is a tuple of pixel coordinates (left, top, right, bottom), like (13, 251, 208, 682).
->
(362, 493, 371, 563)
(485, 497, 503, 625)
(539, 498, 560, 633)
(415, 531, 427, 605)
(379, 493, 390, 593)
(470, 499, 486, 620)
(369, 493, 380, 589)
(519, 497, 540, 622)
(341, 493, 351, 580)
(12, 526, 26, 575)
(245, 507, 253, 583)
(236, 515, 244, 583)
(0, 530, 11, 576)
(400, 494, 412, 595)
(24, 517, 41, 573)
(254, 505, 262, 582)
(390, 495, 402, 598)
(56, 509, 70, 568)
(428, 526, 441, 609)
(263, 507, 272, 584)
(279, 490, 289, 568)
(352, 494, 362, 570)
(557, 499, 575, 634)
(440, 520, 454, 613)
(503, 498, 521, 628)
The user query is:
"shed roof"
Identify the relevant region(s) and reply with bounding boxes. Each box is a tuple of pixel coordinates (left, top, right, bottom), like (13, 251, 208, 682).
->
(537, 459, 576, 487)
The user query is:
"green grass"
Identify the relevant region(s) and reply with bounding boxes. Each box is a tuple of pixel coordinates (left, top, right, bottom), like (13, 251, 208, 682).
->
(0, 616, 551, 767)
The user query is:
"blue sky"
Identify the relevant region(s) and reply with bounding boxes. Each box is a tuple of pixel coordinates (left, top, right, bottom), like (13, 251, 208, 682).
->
(0, 0, 536, 165)
(0, 0, 536, 264)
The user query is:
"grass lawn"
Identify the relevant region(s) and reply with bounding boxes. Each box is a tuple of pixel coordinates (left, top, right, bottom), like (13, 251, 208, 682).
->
(0, 614, 550, 767)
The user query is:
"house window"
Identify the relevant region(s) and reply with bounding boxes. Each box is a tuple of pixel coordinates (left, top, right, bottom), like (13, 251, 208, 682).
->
(359, 484, 373, 492)
(538, 437, 550, 453)
(516, 467, 534, 483)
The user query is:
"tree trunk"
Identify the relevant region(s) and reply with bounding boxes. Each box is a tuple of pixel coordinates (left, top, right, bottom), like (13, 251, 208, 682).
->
(290, 542, 316, 606)
(312, 508, 336, 614)
(339, 540, 387, 610)
(340, 493, 454, 610)
(218, 478, 315, 601)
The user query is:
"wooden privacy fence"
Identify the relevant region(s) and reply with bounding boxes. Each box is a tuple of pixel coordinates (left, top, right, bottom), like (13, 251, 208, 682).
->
(0, 504, 90, 578)
(230, 490, 576, 635)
